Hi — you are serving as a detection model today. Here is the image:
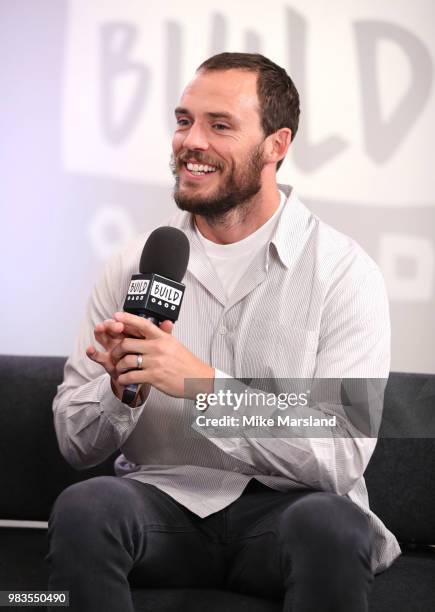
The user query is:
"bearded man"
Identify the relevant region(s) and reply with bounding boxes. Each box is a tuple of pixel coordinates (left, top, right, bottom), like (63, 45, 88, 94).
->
(48, 53, 400, 612)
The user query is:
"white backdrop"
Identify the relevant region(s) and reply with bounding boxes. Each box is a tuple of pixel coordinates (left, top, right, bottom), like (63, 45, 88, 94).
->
(1, 0, 434, 373)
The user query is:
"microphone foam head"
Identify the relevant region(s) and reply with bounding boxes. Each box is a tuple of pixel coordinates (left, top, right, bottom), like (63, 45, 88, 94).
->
(139, 226, 190, 282)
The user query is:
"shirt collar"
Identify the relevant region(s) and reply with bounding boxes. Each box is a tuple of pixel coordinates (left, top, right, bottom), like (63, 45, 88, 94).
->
(269, 184, 314, 270)
(172, 183, 313, 278)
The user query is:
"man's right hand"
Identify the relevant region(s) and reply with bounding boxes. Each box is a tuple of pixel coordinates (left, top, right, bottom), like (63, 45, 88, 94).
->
(86, 318, 131, 401)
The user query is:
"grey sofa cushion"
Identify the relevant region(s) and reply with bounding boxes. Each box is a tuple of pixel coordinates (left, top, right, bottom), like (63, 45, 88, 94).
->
(364, 373, 435, 544)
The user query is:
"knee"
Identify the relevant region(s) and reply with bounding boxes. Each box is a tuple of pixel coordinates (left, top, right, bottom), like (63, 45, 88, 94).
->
(278, 492, 373, 558)
(49, 476, 130, 540)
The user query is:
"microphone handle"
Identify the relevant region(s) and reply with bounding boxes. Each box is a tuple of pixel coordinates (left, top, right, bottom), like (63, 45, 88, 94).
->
(122, 314, 160, 406)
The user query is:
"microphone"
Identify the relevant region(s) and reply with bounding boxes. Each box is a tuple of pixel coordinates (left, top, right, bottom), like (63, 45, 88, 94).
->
(121, 226, 190, 405)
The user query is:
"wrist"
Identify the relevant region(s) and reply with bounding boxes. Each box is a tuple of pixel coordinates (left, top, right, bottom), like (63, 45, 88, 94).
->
(111, 378, 147, 407)
(110, 377, 123, 400)
(138, 383, 151, 404)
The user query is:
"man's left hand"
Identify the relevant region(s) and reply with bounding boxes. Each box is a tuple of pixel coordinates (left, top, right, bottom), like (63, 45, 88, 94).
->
(111, 311, 214, 399)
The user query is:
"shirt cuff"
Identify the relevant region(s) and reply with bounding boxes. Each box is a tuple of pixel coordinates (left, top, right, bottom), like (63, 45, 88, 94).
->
(98, 375, 146, 428)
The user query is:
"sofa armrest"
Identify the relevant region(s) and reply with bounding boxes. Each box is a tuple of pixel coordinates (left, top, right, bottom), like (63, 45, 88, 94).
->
(0, 355, 116, 521)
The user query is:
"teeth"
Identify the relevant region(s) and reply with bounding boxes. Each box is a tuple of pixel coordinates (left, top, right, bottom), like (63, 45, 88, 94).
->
(186, 162, 217, 173)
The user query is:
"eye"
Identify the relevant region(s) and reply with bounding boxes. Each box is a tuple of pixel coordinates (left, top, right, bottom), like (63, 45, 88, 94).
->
(213, 123, 229, 131)
(176, 118, 190, 127)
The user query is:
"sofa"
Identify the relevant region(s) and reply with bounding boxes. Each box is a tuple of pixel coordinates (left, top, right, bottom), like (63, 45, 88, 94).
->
(0, 354, 434, 611)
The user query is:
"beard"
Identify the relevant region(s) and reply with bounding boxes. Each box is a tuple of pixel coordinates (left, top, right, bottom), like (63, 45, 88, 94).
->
(170, 144, 265, 221)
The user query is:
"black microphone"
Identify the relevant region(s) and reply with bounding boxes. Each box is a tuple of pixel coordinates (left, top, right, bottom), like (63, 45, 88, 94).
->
(121, 226, 190, 405)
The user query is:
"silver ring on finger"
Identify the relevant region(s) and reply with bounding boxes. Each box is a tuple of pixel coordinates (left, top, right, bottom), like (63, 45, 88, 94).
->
(136, 354, 143, 370)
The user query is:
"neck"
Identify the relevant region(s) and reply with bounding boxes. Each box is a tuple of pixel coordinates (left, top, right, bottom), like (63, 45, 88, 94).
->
(194, 185, 281, 245)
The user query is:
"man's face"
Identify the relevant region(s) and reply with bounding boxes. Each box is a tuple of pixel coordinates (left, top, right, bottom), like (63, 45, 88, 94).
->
(171, 69, 267, 218)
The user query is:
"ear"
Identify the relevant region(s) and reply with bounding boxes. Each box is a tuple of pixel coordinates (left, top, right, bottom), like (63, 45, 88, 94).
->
(264, 128, 292, 166)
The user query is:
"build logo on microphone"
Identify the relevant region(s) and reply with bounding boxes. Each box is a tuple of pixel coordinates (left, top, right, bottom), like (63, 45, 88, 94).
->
(124, 273, 185, 321)
(127, 279, 150, 295)
(150, 280, 182, 306)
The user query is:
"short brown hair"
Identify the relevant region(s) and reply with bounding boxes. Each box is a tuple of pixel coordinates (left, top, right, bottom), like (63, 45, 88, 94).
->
(197, 52, 300, 170)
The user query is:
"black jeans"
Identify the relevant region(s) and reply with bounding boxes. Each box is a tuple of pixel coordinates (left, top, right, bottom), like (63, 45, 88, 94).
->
(47, 476, 374, 612)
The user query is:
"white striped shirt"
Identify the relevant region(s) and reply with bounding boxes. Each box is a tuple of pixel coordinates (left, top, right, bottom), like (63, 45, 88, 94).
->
(53, 184, 400, 573)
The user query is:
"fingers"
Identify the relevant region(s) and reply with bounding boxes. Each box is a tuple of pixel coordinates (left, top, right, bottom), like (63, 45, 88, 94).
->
(86, 345, 102, 361)
(111, 338, 157, 363)
(114, 312, 165, 339)
(104, 319, 124, 336)
(94, 319, 125, 350)
(115, 353, 150, 374)
(89, 314, 174, 386)
(160, 320, 174, 335)
(86, 345, 115, 374)
(117, 366, 152, 387)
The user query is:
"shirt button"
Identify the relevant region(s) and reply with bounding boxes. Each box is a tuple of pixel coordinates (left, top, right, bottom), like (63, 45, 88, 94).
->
(219, 326, 227, 335)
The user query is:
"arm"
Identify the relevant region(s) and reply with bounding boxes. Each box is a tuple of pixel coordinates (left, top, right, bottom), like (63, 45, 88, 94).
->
(53, 248, 147, 470)
(198, 267, 390, 494)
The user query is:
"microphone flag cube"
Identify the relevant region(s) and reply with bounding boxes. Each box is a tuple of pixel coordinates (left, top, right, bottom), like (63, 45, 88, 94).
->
(123, 273, 185, 323)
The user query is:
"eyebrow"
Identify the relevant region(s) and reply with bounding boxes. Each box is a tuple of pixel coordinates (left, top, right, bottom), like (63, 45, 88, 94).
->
(174, 107, 238, 123)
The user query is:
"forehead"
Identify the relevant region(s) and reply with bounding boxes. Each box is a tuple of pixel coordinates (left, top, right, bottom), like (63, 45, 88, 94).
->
(178, 69, 261, 123)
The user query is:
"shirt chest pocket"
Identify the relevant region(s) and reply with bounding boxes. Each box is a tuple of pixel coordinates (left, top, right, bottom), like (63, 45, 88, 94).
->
(236, 321, 318, 378)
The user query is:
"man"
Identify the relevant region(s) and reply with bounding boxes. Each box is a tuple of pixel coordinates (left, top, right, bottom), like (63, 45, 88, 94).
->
(48, 53, 400, 611)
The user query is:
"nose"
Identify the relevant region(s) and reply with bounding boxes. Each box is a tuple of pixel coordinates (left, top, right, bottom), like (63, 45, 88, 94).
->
(181, 121, 209, 151)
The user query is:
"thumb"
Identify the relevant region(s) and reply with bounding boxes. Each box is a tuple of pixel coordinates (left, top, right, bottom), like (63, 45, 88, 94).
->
(86, 345, 106, 366)
(159, 320, 174, 335)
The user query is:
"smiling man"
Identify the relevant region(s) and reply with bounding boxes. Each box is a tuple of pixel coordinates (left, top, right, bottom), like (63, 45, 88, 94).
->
(171, 64, 291, 239)
(48, 53, 399, 612)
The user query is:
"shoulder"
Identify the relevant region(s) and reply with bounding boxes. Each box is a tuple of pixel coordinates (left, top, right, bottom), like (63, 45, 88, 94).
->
(278, 185, 385, 299)
(300, 204, 388, 309)
(289, 190, 381, 283)
(315, 215, 379, 279)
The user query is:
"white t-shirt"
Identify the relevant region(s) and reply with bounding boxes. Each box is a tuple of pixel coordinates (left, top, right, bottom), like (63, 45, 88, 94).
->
(196, 190, 286, 298)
